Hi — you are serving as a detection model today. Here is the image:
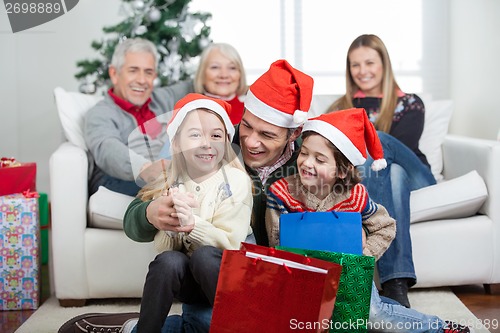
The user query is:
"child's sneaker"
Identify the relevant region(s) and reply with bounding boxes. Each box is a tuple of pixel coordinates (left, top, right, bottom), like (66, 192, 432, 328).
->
(443, 321, 472, 333)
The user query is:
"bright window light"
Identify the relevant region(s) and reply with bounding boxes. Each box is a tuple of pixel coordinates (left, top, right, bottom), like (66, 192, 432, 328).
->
(191, 0, 448, 99)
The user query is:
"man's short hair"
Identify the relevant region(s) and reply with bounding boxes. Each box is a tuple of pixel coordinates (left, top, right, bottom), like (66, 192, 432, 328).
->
(110, 38, 159, 73)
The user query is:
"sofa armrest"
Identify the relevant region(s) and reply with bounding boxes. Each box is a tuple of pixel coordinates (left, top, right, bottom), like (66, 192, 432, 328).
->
(49, 141, 90, 298)
(442, 134, 500, 220)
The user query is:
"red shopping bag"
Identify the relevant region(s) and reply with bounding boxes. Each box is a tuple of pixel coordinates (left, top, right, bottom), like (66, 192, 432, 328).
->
(0, 160, 36, 196)
(210, 243, 342, 333)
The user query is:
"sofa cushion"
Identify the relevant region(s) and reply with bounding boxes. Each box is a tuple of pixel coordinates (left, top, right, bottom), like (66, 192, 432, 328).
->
(418, 99, 453, 181)
(410, 170, 487, 223)
(309, 94, 339, 117)
(88, 186, 135, 229)
(54, 87, 102, 151)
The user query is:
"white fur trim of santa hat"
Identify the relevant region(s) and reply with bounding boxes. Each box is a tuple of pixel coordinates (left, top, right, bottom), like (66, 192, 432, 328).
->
(244, 59, 313, 128)
(303, 119, 366, 166)
(167, 94, 235, 145)
(244, 89, 308, 128)
(303, 108, 387, 171)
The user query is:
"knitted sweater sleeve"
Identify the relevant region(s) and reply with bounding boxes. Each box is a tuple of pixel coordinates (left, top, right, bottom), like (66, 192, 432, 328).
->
(153, 230, 184, 252)
(151, 80, 194, 113)
(361, 196, 396, 260)
(265, 191, 286, 247)
(185, 168, 253, 251)
(123, 197, 158, 242)
(84, 99, 140, 181)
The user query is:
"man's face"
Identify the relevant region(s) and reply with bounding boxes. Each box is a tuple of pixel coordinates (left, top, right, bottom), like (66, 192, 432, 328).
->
(109, 51, 157, 106)
(239, 110, 300, 169)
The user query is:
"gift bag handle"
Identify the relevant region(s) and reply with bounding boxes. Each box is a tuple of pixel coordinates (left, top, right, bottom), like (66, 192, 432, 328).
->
(245, 251, 327, 274)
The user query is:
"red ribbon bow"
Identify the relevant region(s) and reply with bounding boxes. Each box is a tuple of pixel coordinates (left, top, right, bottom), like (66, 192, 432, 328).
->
(22, 189, 39, 198)
(1, 157, 21, 168)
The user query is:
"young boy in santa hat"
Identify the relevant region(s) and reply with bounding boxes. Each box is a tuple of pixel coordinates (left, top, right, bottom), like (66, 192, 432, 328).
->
(266, 108, 471, 333)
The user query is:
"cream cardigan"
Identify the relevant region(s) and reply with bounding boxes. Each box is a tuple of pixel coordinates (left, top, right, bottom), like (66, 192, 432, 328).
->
(154, 165, 253, 255)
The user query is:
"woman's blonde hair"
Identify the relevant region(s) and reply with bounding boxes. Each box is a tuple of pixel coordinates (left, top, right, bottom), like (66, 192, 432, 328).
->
(327, 34, 400, 133)
(139, 109, 246, 201)
(194, 43, 248, 97)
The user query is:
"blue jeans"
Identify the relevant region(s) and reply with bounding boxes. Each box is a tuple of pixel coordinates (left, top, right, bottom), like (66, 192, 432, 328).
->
(154, 234, 256, 333)
(131, 304, 212, 333)
(361, 132, 436, 285)
(136, 246, 221, 333)
(89, 173, 141, 196)
(369, 282, 445, 332)
(150, 285, 446, 333)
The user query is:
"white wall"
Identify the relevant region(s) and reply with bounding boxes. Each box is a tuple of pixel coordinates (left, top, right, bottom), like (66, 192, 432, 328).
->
(1, 1, 499, 196)
(0, 0, 122, 195)
(449, 0, 500, 139)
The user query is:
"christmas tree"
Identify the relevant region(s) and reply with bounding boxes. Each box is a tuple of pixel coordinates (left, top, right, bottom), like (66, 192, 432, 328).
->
(76, 0, 212, 94)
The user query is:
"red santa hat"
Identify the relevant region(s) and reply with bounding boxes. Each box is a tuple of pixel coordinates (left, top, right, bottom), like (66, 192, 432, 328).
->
(303, 108, 387, 171)
(167, 93, 234, 144)
(244, 59, 313, 128)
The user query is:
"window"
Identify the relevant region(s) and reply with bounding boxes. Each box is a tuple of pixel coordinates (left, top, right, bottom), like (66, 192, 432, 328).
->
(191, 0, 449, 99)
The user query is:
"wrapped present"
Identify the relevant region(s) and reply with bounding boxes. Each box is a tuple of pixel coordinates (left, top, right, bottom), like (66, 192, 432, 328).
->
(0, 158, 36, 196)
(0, 192, 40, 310)
(38, 193, 50, 265)
(278, 247, 374, 332)
(280, 211, 363, 255)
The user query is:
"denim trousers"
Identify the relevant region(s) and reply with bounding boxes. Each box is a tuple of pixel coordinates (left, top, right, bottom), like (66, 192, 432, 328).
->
(148, 235, 256, 333)
(89, 173, 141, 197)
(361, 132, 436, 285)
(369, 282, 445, 332)
(155, 285, 447, 333)
(135, 246, 222, 333)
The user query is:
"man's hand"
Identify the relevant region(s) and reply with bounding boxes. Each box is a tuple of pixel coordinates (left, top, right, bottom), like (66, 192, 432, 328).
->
(145, 188, 197, 233)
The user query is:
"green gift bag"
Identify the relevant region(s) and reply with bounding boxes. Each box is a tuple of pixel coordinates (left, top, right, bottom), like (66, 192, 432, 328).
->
(278, 246, 374, 332)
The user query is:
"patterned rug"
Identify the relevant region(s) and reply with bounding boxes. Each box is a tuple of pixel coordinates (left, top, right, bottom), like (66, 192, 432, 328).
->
(16, 288, 491, 333)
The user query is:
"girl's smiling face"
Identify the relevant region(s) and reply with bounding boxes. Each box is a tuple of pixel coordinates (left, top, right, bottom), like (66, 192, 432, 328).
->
(297, 133, 339, 200)
(174, 109, 226, 182)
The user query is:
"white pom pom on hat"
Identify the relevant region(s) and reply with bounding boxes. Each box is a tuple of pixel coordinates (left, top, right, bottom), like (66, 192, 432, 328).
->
(302, 108, 387, 171)
(244, 59, 314, 128)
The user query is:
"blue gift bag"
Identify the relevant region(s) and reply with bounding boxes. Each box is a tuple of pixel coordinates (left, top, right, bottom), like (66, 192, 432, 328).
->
(279, 211, 363, 255)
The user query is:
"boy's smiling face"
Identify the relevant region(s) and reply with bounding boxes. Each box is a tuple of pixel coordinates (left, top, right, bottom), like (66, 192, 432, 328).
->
(297, 133, 339, 200)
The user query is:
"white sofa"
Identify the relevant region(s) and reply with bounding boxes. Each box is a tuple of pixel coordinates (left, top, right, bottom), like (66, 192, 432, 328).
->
(49, 88, 500, 306)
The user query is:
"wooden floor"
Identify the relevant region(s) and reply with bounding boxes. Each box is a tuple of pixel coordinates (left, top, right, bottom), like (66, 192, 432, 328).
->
(2, 265, 499, 333)
(452, 284, 500, 333)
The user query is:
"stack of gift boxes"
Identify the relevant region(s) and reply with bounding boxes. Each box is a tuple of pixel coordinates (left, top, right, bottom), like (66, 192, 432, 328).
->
(0, 157, 45, 311)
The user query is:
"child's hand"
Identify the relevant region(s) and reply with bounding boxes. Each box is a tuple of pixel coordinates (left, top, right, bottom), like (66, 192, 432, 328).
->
(169, 188, 198, 230)
(168, 188, 198, 209)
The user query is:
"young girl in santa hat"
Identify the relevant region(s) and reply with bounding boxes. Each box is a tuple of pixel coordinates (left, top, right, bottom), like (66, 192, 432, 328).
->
(266, 108, 470, 333)
(130, 93, 253, 333)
